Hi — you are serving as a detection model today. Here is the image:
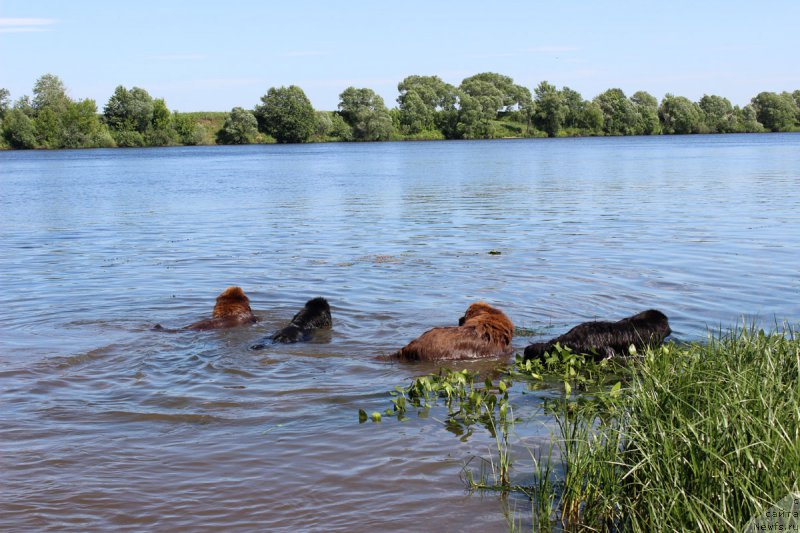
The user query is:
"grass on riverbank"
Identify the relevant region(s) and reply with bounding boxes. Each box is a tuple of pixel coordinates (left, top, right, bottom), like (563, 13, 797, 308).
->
(515, 326, 800, 531)
(179, 112, 227, 145)
(375, 325, 800, 531)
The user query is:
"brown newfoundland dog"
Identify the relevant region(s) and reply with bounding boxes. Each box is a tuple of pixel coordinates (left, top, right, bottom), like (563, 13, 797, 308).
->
(154, 286, 258, 331)
(523, 309, 671, 361)
(391, 302, 514, 361)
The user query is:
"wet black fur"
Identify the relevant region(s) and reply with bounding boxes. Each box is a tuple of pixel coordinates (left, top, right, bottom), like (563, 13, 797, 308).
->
(523, 309, 671, 361)
(250, 297, 332, 349)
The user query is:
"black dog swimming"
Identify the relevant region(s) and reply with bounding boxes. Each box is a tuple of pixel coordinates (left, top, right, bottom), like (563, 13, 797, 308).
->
(250, 297, 332, 350)
(523, 309, 671, 361)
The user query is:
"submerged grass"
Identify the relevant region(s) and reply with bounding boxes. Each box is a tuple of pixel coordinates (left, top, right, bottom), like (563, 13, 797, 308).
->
(369, 324, 800, 531)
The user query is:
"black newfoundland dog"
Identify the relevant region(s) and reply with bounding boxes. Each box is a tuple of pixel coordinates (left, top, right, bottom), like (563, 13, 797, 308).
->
(523, 309, 671, 361)
(250, 297, 332, 349)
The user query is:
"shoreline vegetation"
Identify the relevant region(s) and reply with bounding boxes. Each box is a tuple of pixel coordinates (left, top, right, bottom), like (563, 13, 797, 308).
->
(1, 73, 799, 150)
(370, 325, 800, 531)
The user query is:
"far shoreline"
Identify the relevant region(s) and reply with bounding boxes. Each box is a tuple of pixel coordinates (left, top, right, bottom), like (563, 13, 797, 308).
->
(3, 73, 798, 150)
(3, 129, 798, 153)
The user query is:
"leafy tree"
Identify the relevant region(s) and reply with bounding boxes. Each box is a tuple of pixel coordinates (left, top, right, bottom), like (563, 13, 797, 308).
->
(254, 85, 315, 143)
(397, 90, 433, 134)
(217, 107, 258, 144)
(397, 75, 460, 137)
(27, 74, 83, 148)
(327, 112, 352, 140)
(736, 104, 764, 133)
(456, 73, 532, 139)
(151, 99, 171, 131)
(533, 81, 565, 137)
(338, 87, 393, 141)
(2, 108, 37, 148)
(13, 95, 33, 116)
(777, 91, 798, 125)
(455, 93, 495, 139)
(658, 94, 705, 134)
(559, 86, 582, 130)
(459, 77, 503, 111)
(554, 87, 605, 135)
(127, 88, 157, 132)
(461, 72, 531, 113)
(147, 98, 177, 146)
(314, 111, 334, 139)
(698, 94, 735, 133)
(594, 88, 640, 135)
(630, 90, 657, 109)
(172, 112, 206, 145)
(32, 73, 70, 112)
(60, 99, 115, 148)
(750, 91, 798, 132)
(103, 86, 182, 146)
(0, 88, 10, 119)
(3, 76, 113, 149)
(580, 101, 604, 133)
(388, 107, 402, 133)
(630, 91, 662, 135)
(456, 82, 502, 139)
(32, 107, 60, 147)
(793, 90, 800, 122)
(103, 86, 155, 135)
(111, 130, 145, 147)
(398, 75, 459, 111)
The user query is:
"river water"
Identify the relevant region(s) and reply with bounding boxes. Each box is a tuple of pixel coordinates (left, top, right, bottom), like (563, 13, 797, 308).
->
(1, 135, 799, 531)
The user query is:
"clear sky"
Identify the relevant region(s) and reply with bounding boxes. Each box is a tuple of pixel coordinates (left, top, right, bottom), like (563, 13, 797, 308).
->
(2, 1, 799, 112)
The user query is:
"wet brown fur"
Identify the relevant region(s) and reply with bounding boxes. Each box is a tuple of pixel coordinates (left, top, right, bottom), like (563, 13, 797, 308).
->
(185, 286, 257, 330)
(155, 286, 257, 331)
(392, 302, 514, 361)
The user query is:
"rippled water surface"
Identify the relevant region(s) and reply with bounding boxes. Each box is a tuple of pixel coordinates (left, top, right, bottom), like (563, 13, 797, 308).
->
(2, 135, 799, 531)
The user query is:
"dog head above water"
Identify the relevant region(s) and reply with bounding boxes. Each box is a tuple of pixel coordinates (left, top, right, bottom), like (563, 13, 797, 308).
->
(270, 297, 333, 344)
(623, 309, 672, 338)
(211, 286, 253, 318)
(458, 301, 507, 326)
(185, 286, 257, 330)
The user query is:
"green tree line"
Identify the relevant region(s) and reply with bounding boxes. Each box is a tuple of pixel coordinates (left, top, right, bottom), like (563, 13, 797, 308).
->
(2, 73, 799, 149)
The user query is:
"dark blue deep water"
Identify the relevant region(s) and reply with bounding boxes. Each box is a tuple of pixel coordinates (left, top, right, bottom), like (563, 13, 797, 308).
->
(1, 135, 799, 531)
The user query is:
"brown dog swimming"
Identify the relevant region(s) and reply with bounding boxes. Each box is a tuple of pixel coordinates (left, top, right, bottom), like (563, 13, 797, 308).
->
(154, 286, 258, 331)
(391, 302, 514, 361)
(523, 309, 671, 361)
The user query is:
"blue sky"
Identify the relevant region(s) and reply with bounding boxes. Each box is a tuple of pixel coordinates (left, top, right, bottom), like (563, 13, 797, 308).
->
(2, 1, 799, 112)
